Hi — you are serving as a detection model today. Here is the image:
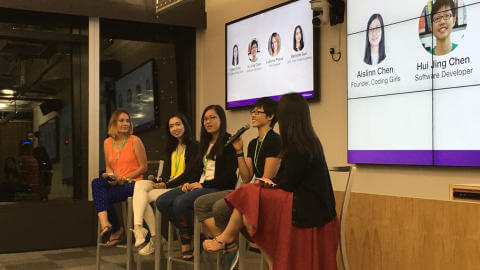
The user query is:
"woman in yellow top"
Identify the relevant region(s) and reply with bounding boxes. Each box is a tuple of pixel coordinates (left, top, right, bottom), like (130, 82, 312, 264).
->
(92, 109, 147, 247)
(131, 113, 201, 255)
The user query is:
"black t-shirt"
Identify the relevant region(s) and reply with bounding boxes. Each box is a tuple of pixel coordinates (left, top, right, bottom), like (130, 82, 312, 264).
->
(247, 130, 281, 177)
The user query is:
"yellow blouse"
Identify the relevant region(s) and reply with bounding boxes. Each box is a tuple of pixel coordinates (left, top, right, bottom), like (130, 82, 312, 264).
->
(170, 147, 186, 179)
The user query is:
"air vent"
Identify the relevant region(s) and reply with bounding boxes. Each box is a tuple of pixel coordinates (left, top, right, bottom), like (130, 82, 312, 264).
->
(450, 184, 480, 203)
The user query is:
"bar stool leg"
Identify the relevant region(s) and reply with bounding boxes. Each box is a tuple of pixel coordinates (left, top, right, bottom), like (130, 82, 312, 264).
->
(96, 221, 101, 270)
(154, 208, 163, 270)
(166, 221, 174, 270)
(193, 214, 200, 270)
(123, 198, 134, 270)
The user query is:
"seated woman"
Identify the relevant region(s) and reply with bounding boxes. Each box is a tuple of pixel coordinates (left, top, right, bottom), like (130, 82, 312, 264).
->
(203, 93, 339, 270)
(131, 113, 201, 255)
(92, 109, 147, 247)
(156, 105, 238, 260)
(194, 97, 281, 262)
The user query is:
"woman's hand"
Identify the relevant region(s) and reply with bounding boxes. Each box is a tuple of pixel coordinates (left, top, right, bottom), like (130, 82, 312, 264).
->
(182, 183, 191, 192)
(256, 177, 277, 188)
(189, 182, 203, 190)
(152, 182, 166, 189)
(116, 177, 127, 185)
(232, 133, 244, 154)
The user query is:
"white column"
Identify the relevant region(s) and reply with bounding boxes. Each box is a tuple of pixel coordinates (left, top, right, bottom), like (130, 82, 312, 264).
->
(88, 17, 100, 201)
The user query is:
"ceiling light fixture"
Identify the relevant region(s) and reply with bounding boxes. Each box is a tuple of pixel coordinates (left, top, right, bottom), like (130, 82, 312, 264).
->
(0, 89, 15, 95)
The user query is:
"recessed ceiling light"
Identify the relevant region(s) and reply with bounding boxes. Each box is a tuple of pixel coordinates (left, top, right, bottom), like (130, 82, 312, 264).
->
(0, 89, 15, 95)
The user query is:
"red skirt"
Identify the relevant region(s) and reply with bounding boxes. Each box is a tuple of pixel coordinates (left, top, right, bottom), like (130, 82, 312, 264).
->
(225, 183, 339, 270)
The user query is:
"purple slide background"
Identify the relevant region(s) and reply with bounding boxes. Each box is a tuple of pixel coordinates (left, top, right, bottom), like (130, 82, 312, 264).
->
(348, 150, 480, 167)
(227, 90, 314, 108)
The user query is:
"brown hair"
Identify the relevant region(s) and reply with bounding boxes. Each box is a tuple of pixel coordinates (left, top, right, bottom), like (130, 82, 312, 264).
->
(107, 109, 133, 138)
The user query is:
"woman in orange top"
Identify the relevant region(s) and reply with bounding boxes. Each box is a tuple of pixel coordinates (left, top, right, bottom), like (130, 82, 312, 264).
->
(92, 109, 147, 246)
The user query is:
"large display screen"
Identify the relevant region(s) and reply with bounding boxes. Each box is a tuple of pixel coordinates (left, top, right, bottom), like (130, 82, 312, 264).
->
(225, 0, 318, 109)
(115, 59, 156, 131)
(347, 0, 480, 166)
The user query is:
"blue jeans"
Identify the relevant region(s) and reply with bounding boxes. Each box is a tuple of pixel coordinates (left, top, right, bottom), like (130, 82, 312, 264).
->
(156, 187, 219, 244)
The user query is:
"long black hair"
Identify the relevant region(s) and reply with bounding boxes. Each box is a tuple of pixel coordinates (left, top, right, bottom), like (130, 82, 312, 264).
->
(277, 93, 323, 158)
(293, 25, 304, 51)
(232, 44, 239, 66)
(164, 112, 194, 154)
(200, 105, 227, 160)
(363, 13, 386, 65)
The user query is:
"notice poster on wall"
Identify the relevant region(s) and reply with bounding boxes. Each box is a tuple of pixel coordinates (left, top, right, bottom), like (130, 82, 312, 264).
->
(347, 0, 480, 166)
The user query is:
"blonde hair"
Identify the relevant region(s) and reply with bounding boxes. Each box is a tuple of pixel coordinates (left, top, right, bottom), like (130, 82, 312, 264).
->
(107, 109, 133, 138)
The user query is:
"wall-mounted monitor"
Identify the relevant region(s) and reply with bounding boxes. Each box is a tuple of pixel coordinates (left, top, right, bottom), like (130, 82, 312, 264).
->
(115, 59, 156, 131)
(347, 0, 480, 166)
(225, 0, 319, 109)
(38, 117, 59, 162)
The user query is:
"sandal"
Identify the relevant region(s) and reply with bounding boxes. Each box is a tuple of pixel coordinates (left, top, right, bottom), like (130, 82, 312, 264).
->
(181, 249, 194, 260)
(105, 228, 124, 247)
(100, 225, 112, 243)
(203, 237, 238, 254)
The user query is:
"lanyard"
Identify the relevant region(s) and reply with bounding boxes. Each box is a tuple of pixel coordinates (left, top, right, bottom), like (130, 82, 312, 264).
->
(254, 129, 270, 172)
(203, 144, 214, 173)
(172, 144, 185, 177)
(111, 136, 127, 174)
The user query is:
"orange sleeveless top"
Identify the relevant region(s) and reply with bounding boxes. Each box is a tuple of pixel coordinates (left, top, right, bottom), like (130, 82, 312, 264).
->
(105, 135, 142, 180)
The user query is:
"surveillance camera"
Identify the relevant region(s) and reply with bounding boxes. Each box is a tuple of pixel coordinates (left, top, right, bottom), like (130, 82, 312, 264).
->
(310, 0, 330, 25)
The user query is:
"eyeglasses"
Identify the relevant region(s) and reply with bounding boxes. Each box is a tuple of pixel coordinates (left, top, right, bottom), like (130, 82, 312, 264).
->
(433, 13, 453, 23)
(250, 110, 266, 115)
(203, 115, 218, 122)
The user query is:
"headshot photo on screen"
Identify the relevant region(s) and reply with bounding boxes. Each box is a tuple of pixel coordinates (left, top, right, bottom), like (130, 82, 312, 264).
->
(293, 25, 304, 51)
(249, 39, 259, 62)
(232, 44, 239, 66)
(421, 0, 465, 56)
(364, 14, 386, 65)
(269, 32, 281, 56)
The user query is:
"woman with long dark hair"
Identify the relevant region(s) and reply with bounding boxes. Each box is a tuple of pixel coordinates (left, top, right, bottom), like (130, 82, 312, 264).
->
(203, 93, 339, 270)
(293, 25, 304, 51)
(92, 109, 147, 247)
(363, 13, 386, 65)
(156, 105, 238, 260)
(131, 113, 201, 255)
(232, 45, 239, 66)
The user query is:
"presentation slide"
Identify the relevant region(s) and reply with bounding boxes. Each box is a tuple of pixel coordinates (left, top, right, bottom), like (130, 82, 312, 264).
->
(348, 0, 480, 166)
(225, 0, 314, 109)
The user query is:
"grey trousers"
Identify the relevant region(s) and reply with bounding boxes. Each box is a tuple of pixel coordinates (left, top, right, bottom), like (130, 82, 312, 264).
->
(194, 190, 233, 230)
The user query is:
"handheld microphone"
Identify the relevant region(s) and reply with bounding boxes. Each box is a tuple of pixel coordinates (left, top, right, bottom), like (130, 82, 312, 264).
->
(224, 124, 250, 147)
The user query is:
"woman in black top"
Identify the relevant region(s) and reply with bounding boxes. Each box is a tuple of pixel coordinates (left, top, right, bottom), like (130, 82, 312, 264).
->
(131, 113, 201, 255)
(203, 93, 339, 270)
(156, 105, 238, 260)
(194, 97, 282, 254)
